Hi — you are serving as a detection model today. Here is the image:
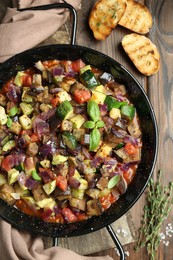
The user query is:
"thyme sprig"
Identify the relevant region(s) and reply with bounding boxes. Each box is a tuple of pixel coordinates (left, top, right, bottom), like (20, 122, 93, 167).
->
(135, 170, 173, 260)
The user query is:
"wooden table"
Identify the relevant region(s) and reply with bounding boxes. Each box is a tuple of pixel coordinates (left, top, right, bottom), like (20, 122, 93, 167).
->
(77, 0, 173, 259)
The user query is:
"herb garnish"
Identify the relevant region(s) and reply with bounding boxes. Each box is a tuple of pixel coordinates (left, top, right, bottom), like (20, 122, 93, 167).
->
(135, 170, 173, 260)
(84, 100, 105, 151)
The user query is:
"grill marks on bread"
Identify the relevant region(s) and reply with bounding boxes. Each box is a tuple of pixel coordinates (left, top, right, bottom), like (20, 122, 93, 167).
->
(89, 0, 126, 40)
(122, 33, 160, 76)
(118, 0, 152, 34)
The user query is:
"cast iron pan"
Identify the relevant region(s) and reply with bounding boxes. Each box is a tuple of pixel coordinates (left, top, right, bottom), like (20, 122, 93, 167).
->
(0, 3, 158, 259)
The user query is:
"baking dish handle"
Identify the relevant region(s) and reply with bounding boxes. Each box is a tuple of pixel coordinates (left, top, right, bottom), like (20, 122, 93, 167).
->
(17, 2, 77, 45)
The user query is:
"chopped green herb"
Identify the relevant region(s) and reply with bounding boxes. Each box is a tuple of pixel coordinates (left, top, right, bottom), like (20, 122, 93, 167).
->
(108, 175, 120, 189)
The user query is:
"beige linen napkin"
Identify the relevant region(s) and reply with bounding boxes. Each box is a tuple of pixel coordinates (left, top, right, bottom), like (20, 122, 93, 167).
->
(0, 0, 81, 63)
(0, 220, 112, 260)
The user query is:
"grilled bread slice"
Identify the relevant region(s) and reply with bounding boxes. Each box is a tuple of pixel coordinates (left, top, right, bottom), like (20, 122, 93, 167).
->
(89, 0, 126, 40)
(122, 33, 160, 76)
(118, 0, 152, 34)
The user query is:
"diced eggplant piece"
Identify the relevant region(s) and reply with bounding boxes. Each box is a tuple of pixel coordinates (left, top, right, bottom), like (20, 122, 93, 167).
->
(14, 183, 30, 197)
(53, 186, 71, 201)
(87, 199, 102, 216)
(127, 120, 141, 138)
(54, 162, 68, 178)
(32, 184, 48, 202)
(104, 133, 123, 148)
(96, 177, 109, 190)
(86, 188, 100, 199)
(61, 120, 73, 132)
(117, 176, 128, 195)
(99, 72, 114, 85)
(0, 183, 16, 205)
(0, 94, 6, 106)
(43, 180, 56, 195)
(114, 148, 128, 162)
(26, 142, 39, 156)
(69, 197, 86, 211)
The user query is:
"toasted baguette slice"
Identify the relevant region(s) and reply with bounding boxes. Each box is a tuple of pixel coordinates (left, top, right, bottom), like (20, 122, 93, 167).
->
(89, 0, 126, 40)
(118, 0, 152, 34)
(122, 33, 160, 76)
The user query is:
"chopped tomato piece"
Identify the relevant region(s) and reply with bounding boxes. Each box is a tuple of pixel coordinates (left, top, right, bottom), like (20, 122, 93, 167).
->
(30, 133, 40, 142)
(124, 142, 137, 156)
(76, 212, 88, 221)
(2, 79, 14, 93)
(123, 167, 136, 184)
(1, 155, 14, 172)
(43, 60, 59, 68)
(71, 59, 85, 73)
(56, 175, 68, 191)
(73, 89, 91, 104)
(20, 129, 32, 136)
(62, 208, 78, 222)
(99, 194, 116, 210)
(15, 199, 42, 217)
(50, 97, 59, 107)
(21, 74, 32, 86)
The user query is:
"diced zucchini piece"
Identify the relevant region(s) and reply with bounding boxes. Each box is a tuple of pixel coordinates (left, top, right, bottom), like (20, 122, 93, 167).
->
(109, 108, 121, 119)
(9, 122, 22, 135)
(36, 198, 56, 208)
(8, 168, 19, 185)
(39, 103, 52, 112)
(79, 178, 88, 190)
(43, 180, 56, 195)
(14, 71, 25, 86)
(80, 65, 99, 89)
(70, 114, 86, 129)
(40, 159, 50, 168)
(73, 128, 85, 141)
(71, 188, 85, 199)
(69, 197, 86, 211)
(22, 87, 33, 103)
(19, 115, 32, 129)
(0, 106, 7, 125)
(57, 91, 71, 103)
(0, 173, 7, 186)
(35, 61, 45, 71)
(121, 105, 135, 120)
(96, 143, 112, 158)
(62, 131, 77, 150)
(90, 90, 106, 104)
(56, 100, 73, 120)
(52, 154, 68, 165)
(2, 140, 16, 152)
(94, 85, 107, 94)
(20, 102, 34, 115)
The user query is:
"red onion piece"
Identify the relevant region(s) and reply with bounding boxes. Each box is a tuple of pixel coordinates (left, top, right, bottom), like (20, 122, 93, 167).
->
(25, 177, 38, 190)
(99, 104, 108, 116)
(52, 66, 64, 76)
